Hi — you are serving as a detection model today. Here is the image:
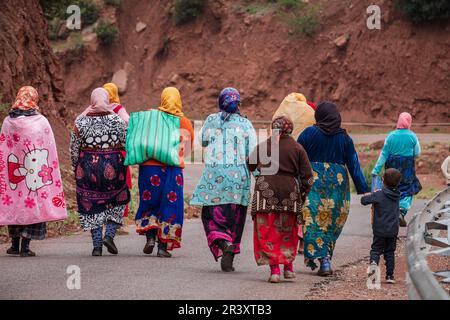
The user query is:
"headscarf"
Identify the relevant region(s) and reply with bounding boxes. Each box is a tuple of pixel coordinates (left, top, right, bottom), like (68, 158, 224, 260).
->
(397, 112, 412, 130)
(158, 87, 184, 117)
(11, 86, 39, 111)
(103, 83, 120, 105)
(294, 93, 307, 103)
(314, 101, 346, 135)
(81, 88, 113, 116)
(272, 116, 294, 136)
(272, 93, 315, 139)
(219, 87, 241, 121)
(307, 101, 317, 111)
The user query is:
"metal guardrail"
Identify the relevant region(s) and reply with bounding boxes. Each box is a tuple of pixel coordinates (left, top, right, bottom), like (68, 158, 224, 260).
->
(250, 120, 450, 127)
(406, 188, 450, 300)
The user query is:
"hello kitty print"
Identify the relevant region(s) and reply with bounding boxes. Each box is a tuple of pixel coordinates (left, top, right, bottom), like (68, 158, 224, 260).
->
(0, 114, 67, 225)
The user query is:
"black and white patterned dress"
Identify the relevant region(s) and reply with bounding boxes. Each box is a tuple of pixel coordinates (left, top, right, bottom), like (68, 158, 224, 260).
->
(70, 113, 129, 231)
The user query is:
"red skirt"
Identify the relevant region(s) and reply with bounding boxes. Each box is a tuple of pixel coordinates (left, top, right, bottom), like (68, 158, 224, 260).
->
(253, 212, 299, 266)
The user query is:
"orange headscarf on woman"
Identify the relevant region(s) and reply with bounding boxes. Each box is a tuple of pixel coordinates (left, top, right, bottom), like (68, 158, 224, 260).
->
(103, 83, 121, 104)
(158, 87, 184, 117)
(12, 86, 39, 111)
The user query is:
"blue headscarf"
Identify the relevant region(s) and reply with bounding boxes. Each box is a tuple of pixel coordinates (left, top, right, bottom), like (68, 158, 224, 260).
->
(218, 87, 241, 121)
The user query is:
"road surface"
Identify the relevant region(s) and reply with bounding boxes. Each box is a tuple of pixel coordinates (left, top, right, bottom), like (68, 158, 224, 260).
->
(0, 188, 426, 299)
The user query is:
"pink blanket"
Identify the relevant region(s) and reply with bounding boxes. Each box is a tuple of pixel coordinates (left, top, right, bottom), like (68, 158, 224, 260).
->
(0, 114, 67, 225)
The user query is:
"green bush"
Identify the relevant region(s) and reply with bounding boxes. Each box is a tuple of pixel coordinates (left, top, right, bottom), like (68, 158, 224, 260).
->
(47, 17, 62, 41)
(396, 0, 450, 23)
(173, 0, 206, 25)
(104, 0, 121, 8)
(285, 4, 320, 36)
(277, 1, 321, 36)
(95, 21, 119, 46)
(241, 0, 321, 36)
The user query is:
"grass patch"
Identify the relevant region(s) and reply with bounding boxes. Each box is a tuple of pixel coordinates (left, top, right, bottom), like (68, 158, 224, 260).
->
(416, 186, 441, 200)
(241, 0, 275, 15)
(240, 0, 321, 36)
(47, 210, 81, 236)
(173, 0, 206, 25)
(395, 0, 450, 24)
(104, 0, 121, 7)
(51, 33, 85, 54)
(95, 20, 119, 46)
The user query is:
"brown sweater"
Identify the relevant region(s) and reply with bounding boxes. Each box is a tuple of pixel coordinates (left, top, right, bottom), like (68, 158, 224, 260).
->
(247, 135, 313, 215)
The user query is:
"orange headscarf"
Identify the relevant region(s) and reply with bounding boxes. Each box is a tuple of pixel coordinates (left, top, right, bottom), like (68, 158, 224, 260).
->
(103, 83, 121, 104)
(158, 87, 184, 117)
(12, 86, 39, 111)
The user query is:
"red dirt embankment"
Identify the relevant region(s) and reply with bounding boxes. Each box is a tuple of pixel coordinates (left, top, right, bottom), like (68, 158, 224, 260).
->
(60, 0, 450, 124)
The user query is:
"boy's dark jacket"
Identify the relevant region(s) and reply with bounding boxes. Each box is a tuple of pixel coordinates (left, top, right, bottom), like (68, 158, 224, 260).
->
(360, 186, 400, 237)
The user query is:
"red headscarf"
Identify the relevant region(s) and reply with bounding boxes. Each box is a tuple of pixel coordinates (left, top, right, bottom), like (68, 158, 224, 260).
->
(307, 101, 317, 111)
(397, 112, 412, 129)
(12, 86, 39, 111)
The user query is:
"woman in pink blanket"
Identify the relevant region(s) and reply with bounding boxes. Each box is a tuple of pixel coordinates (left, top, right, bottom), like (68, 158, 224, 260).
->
(0, 86, 68, 257)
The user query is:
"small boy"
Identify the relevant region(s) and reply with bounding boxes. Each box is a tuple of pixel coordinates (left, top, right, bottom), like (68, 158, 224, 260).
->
(361, 168, 402, 284)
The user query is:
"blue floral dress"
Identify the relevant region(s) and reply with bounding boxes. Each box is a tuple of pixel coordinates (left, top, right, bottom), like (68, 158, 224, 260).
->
(190, 113, 257, 206)
(191, 112, 257, 260)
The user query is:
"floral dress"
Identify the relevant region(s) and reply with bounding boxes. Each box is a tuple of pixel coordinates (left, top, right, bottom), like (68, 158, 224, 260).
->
(298, 126, 369, 270)
(70, 113, 129, 231)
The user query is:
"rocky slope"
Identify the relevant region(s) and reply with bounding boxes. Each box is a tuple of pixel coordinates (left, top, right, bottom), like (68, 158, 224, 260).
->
(59, 0, 449, 123)
(0, 0, 72, 201)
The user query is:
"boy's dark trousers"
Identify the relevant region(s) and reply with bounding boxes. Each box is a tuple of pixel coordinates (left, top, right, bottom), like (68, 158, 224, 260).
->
(370, 236, 397, 277)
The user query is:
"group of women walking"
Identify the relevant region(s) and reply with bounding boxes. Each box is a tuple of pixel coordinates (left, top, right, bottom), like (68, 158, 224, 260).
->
(0, 84, 422, 283)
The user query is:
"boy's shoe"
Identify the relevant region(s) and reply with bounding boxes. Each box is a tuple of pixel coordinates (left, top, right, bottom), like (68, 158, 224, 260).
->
(318, 257, 333, 277)
(143, 237, 156, 255)
(92, 247, 103, 256)
(20, 250, 36, 257)
(103, 236, 118, 255)
(386, 276, 396, 284)
(6, 247, 20, 255)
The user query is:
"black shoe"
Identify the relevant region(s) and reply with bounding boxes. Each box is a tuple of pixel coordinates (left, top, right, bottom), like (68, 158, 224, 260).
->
(221, 245, 235, 272)
(103, 236, 118, 255)
(157, 249, 172, 258)
(143, 237, 156, 255)
(92, 247, 103, 256)
(20, 250, 36, 257)
(7, 247, 20, 255)
(386, 276, 396, 284)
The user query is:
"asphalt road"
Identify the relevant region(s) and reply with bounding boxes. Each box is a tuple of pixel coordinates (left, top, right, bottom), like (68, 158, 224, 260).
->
(0, 164, 427, 300)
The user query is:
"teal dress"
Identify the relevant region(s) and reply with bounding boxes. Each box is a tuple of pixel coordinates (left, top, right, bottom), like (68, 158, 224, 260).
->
(190, 113, 257, 206)
(372, 129, 421, 213)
